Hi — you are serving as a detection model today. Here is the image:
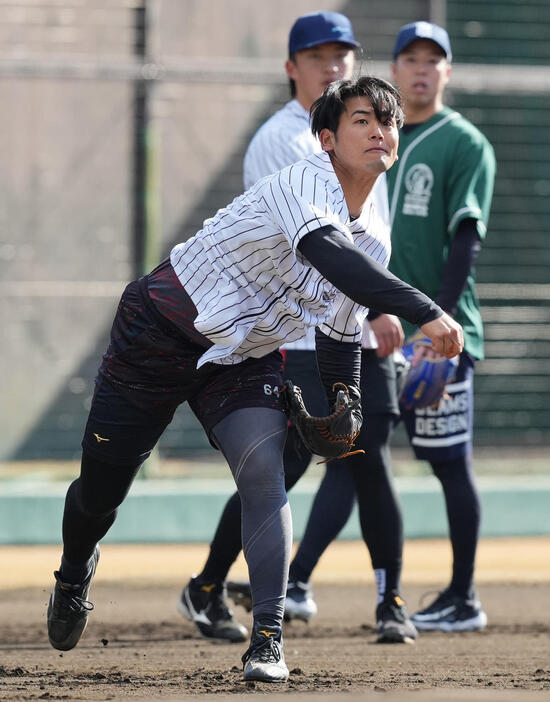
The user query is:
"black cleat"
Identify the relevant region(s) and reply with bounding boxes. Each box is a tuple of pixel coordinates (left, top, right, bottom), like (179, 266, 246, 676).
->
(376, 593, 417, 644)
(226, 580, 253, 613)
(47, 546, 100, 651)
(178, 576, 248, 643)
(242, 622, 288, 682)
(411, 588, 488, 632)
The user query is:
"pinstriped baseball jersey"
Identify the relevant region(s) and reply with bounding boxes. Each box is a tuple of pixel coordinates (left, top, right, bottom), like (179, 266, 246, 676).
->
(243, 100, 318, 191)
(243, 98, 390, 351)
(170, 150, 391, 368)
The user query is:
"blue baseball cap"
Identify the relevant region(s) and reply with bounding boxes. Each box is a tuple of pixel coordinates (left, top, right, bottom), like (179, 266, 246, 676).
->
(393, 21, 452, 61)
(288, 11, 360, 56)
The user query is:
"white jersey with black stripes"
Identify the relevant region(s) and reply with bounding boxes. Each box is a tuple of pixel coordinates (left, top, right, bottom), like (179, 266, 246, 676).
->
(243, 98, 389, 351)
(170, 151, 391, 368)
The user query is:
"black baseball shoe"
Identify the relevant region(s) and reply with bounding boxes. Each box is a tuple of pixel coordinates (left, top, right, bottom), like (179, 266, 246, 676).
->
(411, 588, 488, 632)
(178, 576, 248, 643)
(226, 580, 253, 612)
(242, 622, 289, 682)
(47, 545, 100, 651)
(284, 580, 317, 622)
(376, 593, 418, 644)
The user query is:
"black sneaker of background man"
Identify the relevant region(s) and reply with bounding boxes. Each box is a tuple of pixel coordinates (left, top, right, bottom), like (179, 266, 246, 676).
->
(411, 588, 488, 632)
(178, 576, 248, 642)
(376, 592, 418, 644)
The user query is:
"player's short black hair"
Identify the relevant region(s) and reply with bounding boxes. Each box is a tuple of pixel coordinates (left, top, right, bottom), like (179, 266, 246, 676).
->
(310, 76, 404, 136)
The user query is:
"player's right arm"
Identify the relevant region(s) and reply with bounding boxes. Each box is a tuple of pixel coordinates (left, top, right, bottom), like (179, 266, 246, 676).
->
(298, 225, 463, 359)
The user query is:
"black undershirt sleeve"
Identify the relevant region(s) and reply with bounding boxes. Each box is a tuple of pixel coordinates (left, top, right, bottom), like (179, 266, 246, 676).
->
(297, 225, 443, 328)
(436, 218, 482, 316)
(314, 328, 361, 407)
(367, 308, 382, 322)
(298, 225, 443, 411)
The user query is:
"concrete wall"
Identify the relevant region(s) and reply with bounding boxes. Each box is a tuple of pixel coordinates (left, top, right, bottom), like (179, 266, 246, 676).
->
(1, 476, 549, 545)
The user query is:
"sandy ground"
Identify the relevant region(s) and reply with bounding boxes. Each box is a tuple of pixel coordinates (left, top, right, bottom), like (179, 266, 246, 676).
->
(1, 538, 550, 700)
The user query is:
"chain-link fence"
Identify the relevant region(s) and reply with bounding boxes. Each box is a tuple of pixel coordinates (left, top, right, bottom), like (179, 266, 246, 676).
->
(1, 0, 549, 461)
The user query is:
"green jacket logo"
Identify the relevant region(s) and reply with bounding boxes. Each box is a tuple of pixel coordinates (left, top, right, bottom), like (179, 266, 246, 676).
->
(403, 163, 433, 217)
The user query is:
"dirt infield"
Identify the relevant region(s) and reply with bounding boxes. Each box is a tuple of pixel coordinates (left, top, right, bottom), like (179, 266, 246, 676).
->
(1, 539, 550, 700)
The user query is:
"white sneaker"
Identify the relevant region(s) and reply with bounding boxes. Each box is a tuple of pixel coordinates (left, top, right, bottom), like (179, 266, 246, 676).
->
(284, 581, 318, 622)
(411, 589, 488, 632)
(242, 623, 288, 683)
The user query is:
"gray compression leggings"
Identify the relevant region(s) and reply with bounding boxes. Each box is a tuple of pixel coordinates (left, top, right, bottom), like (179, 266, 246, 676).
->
(211, 407, 291, 627)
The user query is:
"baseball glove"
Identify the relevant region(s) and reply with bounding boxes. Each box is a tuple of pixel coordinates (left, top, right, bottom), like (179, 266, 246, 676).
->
(399, 333, 459, 410)
(281, 380, 364, 463)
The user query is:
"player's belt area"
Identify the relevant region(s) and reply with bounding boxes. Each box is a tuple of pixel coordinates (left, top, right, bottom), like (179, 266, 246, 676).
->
(142, 259, 213, 349)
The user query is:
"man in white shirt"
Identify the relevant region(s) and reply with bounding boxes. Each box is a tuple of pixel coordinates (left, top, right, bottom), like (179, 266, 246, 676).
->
(180, 12, 412, 649)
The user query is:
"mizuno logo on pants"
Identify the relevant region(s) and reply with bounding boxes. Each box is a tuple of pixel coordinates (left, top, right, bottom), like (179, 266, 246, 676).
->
(93, 433, 110, 443)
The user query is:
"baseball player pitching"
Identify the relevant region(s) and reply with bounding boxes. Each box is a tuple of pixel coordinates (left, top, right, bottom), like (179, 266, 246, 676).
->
(47, 75, 463, 684)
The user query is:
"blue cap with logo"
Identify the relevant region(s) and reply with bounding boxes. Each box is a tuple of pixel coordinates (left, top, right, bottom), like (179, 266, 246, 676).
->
(393, 21, 452, 61)
(288, 11, 360, 56)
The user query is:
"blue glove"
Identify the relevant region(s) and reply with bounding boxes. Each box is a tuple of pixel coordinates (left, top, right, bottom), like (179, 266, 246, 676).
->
(399, 333, 459, 410)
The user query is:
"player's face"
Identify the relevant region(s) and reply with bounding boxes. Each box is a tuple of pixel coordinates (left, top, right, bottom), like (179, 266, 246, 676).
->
(321, 96, 399, 177)
(286, 42, 355, 110)
(391, 39, 450, 113)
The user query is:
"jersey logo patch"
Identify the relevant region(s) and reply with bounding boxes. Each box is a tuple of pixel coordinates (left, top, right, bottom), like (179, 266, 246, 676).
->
(403, 163, 433, 217)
